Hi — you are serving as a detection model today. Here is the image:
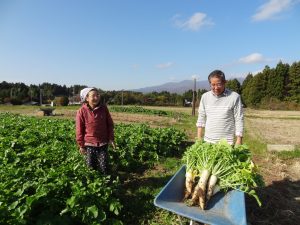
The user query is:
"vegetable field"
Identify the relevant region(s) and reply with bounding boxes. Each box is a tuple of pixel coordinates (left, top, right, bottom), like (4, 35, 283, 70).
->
(0, 113, 187, 224)
(0, 106, 300, 225)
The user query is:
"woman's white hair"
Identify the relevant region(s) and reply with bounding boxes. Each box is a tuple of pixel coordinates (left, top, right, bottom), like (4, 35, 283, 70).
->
(80, 87, 96, 103)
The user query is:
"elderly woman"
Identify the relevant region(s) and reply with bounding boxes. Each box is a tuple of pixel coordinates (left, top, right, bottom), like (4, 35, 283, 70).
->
(76, 87, 115, 174)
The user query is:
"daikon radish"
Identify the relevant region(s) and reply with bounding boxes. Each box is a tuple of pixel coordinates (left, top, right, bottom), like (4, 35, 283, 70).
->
(191, 169, 210, 208)
(184, 170, 196, 199)
(206, 174, 218, 203)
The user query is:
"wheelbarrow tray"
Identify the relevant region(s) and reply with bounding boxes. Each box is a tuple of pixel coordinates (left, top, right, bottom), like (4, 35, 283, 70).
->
(154, 165, 247, 225)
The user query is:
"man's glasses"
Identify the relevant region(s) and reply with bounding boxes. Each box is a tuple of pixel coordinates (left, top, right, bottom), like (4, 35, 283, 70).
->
(210, 83, 223, 88)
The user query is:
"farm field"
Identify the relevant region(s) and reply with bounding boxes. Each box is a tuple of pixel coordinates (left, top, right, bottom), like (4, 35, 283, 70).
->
(0, 105, 300, 224)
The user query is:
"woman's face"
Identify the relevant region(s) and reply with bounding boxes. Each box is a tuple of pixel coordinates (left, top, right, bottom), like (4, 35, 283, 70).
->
(210, 77, 226, 96)
(86, 90, 100, 108)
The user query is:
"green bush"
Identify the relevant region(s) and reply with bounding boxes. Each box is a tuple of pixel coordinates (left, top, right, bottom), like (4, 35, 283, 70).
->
(54, 96, 69, 106)
(259, 97, 300, 110)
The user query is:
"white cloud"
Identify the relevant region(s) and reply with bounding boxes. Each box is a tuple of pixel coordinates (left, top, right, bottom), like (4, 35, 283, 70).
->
(252, 0, 297, 21)
(156, 62, 174, 69)
(173, 12, 214, 31)
(238, 53, 267, 64)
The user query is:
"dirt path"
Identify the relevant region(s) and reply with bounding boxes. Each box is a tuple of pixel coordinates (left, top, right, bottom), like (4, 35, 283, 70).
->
(245, 110, 300, 225)
(246, 156, 300, 225)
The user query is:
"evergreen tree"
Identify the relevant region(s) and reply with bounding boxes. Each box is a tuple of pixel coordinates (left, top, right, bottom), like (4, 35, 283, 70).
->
(241, 73, 253, 91)
(241, 73, 253, 107)
(197, 89, 207, 100)
(287, 61, 300, 102)
(11, 83, 29, 102)
(265, 61, 288, 101)
(28, 85, 40, 102)
(245, 71, 267, 107)
(226, 79, 241, 94)
(182, 89, 193, 102)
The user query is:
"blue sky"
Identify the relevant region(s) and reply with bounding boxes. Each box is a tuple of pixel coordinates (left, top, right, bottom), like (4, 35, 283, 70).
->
(0, 0, 299, 91)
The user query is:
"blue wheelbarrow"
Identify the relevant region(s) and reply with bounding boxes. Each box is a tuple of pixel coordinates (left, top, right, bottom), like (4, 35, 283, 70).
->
(154, 165, 247, 225)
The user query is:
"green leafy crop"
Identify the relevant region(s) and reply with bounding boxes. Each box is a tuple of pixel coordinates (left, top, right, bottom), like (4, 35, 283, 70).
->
(0, 113, 187, 224)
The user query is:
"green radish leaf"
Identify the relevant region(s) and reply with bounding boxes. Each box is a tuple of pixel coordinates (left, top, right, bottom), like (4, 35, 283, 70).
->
(66, 196, 76, 208)
(87, 205, 98, 218)
(8, 201, 19, 210)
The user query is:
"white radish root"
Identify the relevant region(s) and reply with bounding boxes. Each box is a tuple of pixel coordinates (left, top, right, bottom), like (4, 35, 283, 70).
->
(191, 169, 210, 208)
(184, 170, 195, 199)
(206, 174, 218, 203)
(212, 184, 221, 196)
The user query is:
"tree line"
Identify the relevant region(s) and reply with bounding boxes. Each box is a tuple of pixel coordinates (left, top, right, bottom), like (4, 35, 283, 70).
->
(0, 81, 202, 106)
(207, 61, 299, 110)
(240, 61, 300, 109)
(0, 61, 299, 108)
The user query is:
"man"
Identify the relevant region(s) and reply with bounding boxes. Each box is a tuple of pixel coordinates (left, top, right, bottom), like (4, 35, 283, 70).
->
(196, 70, 244, 145)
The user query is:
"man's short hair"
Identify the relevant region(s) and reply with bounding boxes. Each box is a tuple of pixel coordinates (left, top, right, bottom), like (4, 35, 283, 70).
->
(208, 70, 226, 83)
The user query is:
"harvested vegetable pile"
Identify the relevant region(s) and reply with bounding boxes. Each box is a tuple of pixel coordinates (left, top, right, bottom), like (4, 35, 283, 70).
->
(182, 140, 264, 210)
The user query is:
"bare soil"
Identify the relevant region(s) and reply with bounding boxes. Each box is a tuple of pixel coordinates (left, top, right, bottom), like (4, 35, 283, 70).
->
(111, 112, 177, 127)
(245, 109, 300, 119)
(246, 117, 300, 145)
(244, 109, 300, 225)
(246, 156, 300, 225)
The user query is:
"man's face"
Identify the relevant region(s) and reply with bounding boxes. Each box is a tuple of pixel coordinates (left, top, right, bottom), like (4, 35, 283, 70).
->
(210, 77, 226, 96)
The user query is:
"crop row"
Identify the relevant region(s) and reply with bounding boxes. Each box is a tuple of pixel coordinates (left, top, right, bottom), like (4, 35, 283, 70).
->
(109, 105, 185, 118)
(0, 113, 187, 224)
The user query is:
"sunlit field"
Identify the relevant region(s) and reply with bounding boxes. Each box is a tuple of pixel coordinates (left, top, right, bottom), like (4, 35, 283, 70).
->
(0, 105, 299, 224)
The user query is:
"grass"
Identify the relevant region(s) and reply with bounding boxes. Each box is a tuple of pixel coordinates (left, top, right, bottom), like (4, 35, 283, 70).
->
(243, 128, 267, 156)
(243, 115, 268, 156)
(245, 114, 300, 120)
(172, 116, 198, 141)
(276, 149, 300, 160)
(116, 157, 189, 224)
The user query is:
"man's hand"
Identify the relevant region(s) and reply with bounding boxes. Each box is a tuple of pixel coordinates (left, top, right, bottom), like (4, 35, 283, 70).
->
(235, 136, 243, 146)
(197, 127, 204, 140)
(79, 147, 87, 155)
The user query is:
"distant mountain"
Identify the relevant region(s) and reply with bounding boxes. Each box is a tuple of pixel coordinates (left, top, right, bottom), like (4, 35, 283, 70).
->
(132, 80, 209, 94)
(132, 77, 244, 94)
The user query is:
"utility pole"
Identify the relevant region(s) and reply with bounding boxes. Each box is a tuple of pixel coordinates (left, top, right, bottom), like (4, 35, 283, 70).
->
(39, 87, 43, 106)
(121, 90, 124, 106)
(192, 77, 196, 116)
(73, 86, 75, 104)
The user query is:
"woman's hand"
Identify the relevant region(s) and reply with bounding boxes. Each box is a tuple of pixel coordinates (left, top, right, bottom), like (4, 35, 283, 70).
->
(109, 140, 116, 149)
(79, 147, 87, 155)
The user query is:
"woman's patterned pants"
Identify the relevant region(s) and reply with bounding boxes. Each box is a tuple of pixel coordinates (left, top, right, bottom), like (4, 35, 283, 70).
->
(85, 145, 108, 174)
